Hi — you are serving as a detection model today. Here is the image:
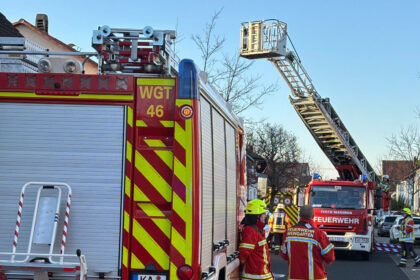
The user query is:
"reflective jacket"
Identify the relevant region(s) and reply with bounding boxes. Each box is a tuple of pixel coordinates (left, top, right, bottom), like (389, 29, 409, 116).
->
(239, 222, 274, 280)
(281, 218, 335, 280)
(399, 216, 415, 243)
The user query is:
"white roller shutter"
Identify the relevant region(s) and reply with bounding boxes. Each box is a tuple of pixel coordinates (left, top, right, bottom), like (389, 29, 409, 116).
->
(0, 103, 125, 278)
(225, 124, 237, 255)
(212, 109, 226, 244)
(200, 98, 213, 270)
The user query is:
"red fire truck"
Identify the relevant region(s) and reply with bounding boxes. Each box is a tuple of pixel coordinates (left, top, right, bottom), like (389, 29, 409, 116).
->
(240, 19, 382, 260)
(0, 25, 244, 279)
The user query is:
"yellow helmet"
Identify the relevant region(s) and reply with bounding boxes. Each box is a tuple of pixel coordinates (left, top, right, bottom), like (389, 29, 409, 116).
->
(402, 208, 411, 215)
(246, 199, 268, 215)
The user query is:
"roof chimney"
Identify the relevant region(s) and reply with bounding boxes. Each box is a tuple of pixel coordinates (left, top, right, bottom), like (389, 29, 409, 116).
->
(36, 14, 48, 33)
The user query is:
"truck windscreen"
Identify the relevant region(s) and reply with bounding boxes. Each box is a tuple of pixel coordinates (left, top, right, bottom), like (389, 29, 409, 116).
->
(309, 185, 366, 210)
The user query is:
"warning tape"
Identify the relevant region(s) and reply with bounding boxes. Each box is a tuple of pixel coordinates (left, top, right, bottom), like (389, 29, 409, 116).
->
(373, 242, 401, 253)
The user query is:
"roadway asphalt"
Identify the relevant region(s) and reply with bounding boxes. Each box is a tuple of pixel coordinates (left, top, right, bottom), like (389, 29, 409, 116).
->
(270, 250, 410, 280)
(270, 228, 420, 280)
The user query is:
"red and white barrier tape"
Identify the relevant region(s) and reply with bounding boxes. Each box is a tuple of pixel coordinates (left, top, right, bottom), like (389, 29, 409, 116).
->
(373, 242, 401, 253)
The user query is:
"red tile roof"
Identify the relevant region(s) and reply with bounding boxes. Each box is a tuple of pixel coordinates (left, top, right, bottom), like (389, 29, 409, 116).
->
(382, 160, 412, 181)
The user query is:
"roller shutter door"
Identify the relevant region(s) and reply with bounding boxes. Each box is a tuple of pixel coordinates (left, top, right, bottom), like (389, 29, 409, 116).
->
(0, 103, 125, 277)
(200, 98, 213, 270)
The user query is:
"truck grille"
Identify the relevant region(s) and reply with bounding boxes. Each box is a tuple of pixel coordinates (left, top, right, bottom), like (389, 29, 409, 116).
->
(331, 241, 350, 248)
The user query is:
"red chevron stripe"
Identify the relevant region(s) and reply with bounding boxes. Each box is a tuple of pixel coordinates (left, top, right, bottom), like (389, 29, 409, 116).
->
(172, 175, 186, 202)
(135, 218, 170, 252)
(131, 236, 163, 270)
(171, 210, 186, 238)
(169, 243, 185, 268)
(173, 140, 186, 166)
(138, 149, 173, 185)
(175, 117, 185, 130)
(134, 168, 168, 203)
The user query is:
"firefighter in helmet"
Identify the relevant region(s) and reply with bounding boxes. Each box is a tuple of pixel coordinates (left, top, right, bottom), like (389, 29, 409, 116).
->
(269, 203, 289, 255)
(239, 199, 274, 280)
(397, 208, 420, 267)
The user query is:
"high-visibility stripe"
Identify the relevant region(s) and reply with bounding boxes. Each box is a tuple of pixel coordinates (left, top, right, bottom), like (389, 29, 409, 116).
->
(123, 247, 129, 269)
(263, 245, 268, 274)
(124, 211, 130, 232)
(135, 151, 172, 202)
(173, 157, 189, 189)
(152, 218, 171, 239)
(155, 150, 174, 169)
(161, 120, 174, 127)
(239, 243, 255, 249)
(258, 239, 267, 246)
(308, 243, 314, 280)
(137, 79, 175, 86)
(132, 219, 169, 269)
(125, 176, 131, 198)
(127, 107, 133, 127)
(136, 120, 147, 127)
(133, 184, 150, 201)
(131, 253, 145, 269)
(126, 141, 132, 163)
(285, 237, 319, 247)
(321, 243, 334, 255)
(137, 202, 165, 217)
(0, 91, 133, 100)
(171, 227, 186, 256)
(172, 193, 187, 225)
(284, 205, 299, 226)
(144, 139, 167, 147)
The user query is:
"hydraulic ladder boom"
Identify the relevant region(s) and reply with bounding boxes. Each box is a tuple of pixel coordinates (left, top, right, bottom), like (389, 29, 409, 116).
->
(239, 19, 379, 183)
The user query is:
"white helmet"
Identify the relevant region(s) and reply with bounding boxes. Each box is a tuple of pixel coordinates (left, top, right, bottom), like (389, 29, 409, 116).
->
(383, 174, 390, 180)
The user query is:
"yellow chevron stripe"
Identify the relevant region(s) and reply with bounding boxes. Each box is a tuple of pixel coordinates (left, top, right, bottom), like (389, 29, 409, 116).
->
(0, 92, 133, 100)
(160, 121, 174, 127)
(137, 202, 165, 217)
(132, 219, 169, 269)
(172, 193, 187, 221)
(173, 157, 189, 187)
(171, 227, 186, 256)
(125, 176, 131, 198)
(137, 78, 175, 86)
(124, 211, 130, 232)
(123, 246, 129, 267)
(136, 120, 147, 127)
(135, 151, 172, 202)
(143, 140, 173, 170)
(174, 122, 187, 150)
(144, 139, 166, 147)
(127, 106, 133, 127)
(126, 141, 132, 163)
(152, 218, 171, 239)
(155, 150, 173, 170)
(170, 262, 178, 279)
(131, 253, 145, 269)
(134, 184, 150, 201)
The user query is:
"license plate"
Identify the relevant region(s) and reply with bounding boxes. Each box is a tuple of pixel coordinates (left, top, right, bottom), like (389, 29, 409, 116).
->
(329, 236, 345, 242)
(134, 274, 167, 280)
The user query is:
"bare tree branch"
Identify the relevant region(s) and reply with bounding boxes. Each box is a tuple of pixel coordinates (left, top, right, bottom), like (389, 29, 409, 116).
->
(386, 124, 420, 196)
(191, 8, 225, 73)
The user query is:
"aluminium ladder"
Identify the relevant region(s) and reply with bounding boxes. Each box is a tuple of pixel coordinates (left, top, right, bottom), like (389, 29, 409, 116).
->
(0, 182, 87, 280)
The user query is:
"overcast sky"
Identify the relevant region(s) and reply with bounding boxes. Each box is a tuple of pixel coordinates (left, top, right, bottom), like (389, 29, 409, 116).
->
(2, 0, 420, 179)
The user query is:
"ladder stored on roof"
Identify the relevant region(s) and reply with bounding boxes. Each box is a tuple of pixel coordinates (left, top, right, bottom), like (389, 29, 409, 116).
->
(240, 19, 379, 183)
(0, 182, 87, 280)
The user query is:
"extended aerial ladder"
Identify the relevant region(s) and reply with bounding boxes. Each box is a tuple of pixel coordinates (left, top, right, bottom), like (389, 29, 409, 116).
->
(239, 19, 380, 184)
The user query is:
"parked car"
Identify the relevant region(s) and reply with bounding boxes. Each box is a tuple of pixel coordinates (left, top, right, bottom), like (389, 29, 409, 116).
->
(374, 210, 387, 227)
(377, 215, 399, 237)
(390, 216, 420, 242)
